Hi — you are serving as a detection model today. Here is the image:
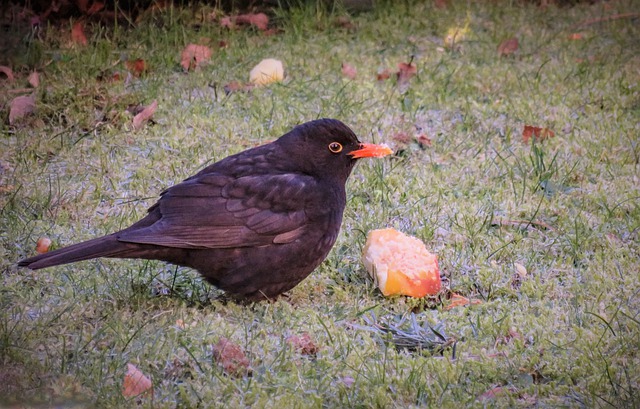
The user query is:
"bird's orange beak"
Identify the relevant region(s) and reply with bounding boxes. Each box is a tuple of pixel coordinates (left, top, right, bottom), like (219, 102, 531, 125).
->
(349, 143, 393, 159)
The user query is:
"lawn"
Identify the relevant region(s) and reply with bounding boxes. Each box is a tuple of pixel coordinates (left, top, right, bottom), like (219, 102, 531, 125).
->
(1, 1, 639, 407)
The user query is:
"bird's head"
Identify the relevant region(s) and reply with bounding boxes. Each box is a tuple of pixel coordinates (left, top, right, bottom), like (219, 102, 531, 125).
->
(276, 118, 392, 181)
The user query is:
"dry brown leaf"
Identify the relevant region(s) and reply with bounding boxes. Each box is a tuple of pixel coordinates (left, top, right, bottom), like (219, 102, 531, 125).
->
(391, 131, 411, 144)
(71, 22, 88, 46)
(434, 0, 448, 8)
(522, 125, 555, 143)
(212, 338, 251, 377)
(87, 2, 105, 15)
(335, 16, 355, 29)
(341, 62, 357, 80)
(497, 37, 519, 56)
(223, 81, 254, 94)
(28, 71, 40, 87)
(416, 133, 432, 147)
(478, 386, 517, 401)
(132, 100, 157, 130)
(36, 237, 51, 254)
(122, 363, 152, 398)
(396, 61, 417, 84)
(0, 66, 15, 82)
(126, 59, 147, 77)
(180, 44, 212, 71)
(376, 68, 391, 81)
(9, 94, 36, 125)
(286, 332, 318, 356)
(235, 13, 269, 30)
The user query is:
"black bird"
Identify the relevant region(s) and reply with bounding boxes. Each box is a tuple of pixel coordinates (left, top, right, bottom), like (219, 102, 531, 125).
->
(18, 119, 392, 300)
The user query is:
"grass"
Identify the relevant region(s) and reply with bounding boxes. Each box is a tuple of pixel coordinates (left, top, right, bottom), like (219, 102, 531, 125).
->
(1, 0, 639, 407)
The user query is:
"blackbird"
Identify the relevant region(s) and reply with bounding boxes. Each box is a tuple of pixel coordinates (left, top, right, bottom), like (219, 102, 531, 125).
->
(18, 119, 392, 300)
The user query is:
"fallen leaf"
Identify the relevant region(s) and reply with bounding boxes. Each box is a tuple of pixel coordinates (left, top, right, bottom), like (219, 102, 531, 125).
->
(132, 100, 157, 130)
(478, 386, 517, 401)
(212, 338, 251, 377)
(220, 16, 234, 28)
(335, 16, 355, 29)
(444, 293, 482, 310)
(341, 376, 355, 388)
(522, 125, 555, 143)
(341, 62, 357, 79)
(286, 332, 318, 355)
(396, 61, 417, 83)
(444, 23, 470, 48)
(514, 263, 527, 279)
(376, 68, 391, 81)
(223, 81, 254, 94)
(497, 37, 518, 56)
(180, 44, 212, 71)
(391, 131, 411, 144)
(28, 71, 40, 87)
(434, 0, 448, 8)
(0, 66, 15, 82)
(36, 237, 51, 254)
(126, 59, 147, 76)
(235, 13, 269, 31)
(249, 58, 284, 86)
(9, 94, 36, 125)
(71, 21, 88, 46)
(122, 363, 152, 398)
(416, 133, 432, 147)
(86, 1, 105, 15)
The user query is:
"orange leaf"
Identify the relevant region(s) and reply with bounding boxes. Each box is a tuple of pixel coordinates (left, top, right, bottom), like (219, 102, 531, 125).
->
(9, 94, 36, 125)
(126, 59, 147, 77)
(376, 68, 391, 81)
(286, 332, 318, 355)
(444, 293, 482, 310)
(180, 44, 212, 71)
(71, 22, 88, 46)
(212, 338, 251, 377)
(341, 62, 357, 80)
(396, 61, 417, 84)
(522, 125, 555, 143)
(122, 363, 152, 398)
(497, 37, 518, 56)
(0, 66, 15, 82)
(36, 237, 51, 254)
(235, 13, 269, 30)
(132, 100, 157, 130)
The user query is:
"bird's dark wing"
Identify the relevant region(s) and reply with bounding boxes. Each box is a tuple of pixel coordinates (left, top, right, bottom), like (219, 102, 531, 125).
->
(117, 172, 317, 249)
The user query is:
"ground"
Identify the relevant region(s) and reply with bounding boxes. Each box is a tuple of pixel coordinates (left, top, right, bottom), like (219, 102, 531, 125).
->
(1, 1, 639, 407)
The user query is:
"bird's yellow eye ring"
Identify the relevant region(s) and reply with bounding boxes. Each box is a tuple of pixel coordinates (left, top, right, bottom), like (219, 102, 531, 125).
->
(328, 142, 343, 153)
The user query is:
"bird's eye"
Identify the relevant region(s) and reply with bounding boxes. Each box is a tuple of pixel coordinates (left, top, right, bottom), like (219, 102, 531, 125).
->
(328, 142, 343, 153)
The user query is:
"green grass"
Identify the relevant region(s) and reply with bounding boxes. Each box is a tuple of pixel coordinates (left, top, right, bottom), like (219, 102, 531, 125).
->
(2, 1, 639, 407)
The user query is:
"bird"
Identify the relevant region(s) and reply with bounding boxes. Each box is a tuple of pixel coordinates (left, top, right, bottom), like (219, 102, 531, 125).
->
(18, 118, 392, 300)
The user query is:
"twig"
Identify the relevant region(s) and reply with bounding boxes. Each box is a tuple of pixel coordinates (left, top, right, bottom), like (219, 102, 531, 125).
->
(491, 218, 555, 232)
(573, 12, 640, 29)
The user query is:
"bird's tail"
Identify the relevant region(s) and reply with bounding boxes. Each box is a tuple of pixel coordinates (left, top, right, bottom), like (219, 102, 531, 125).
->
(18, 234, 133, 270)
